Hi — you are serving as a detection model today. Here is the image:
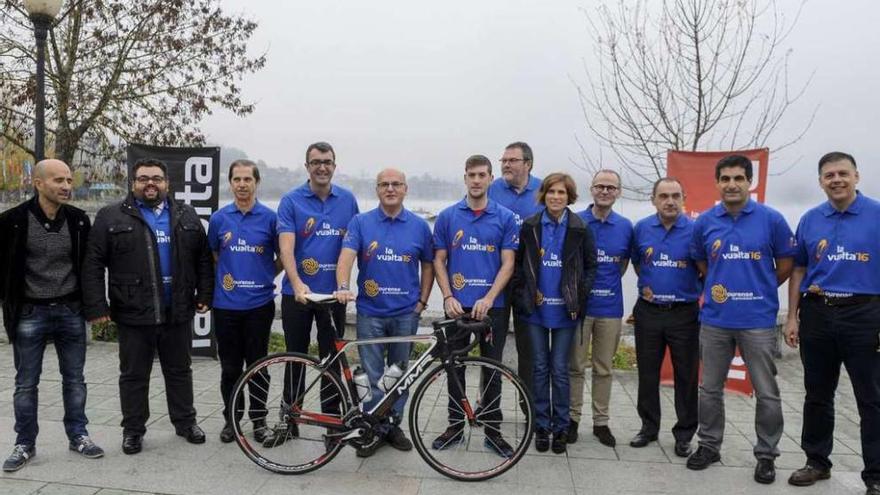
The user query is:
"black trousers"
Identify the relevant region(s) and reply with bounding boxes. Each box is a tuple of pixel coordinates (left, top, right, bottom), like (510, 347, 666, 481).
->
(117, 319, 196, 436)
(632, 299, 699, 442)
(280, 295, 346, 414)
(502, 302, 533, 395)
(446, 307, 509, 429)
(214, 301, 274, 423)
(799, 297, 880, 484)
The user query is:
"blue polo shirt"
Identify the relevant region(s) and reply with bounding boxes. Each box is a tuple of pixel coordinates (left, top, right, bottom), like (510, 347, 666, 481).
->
(276, 182, 359, 295)
(578, 207, 633, 318)
(137, 200, 172, 306)
(343, 207, 434, 317)
(794, 192, 880, 296)
(525, 210, 577, 329)
(433, 199, 519, 308)
(631, 213, 701, 303)
(488, 175, 542, 226)
(208, 201, 278, 310)
(690, 199, 796, 329)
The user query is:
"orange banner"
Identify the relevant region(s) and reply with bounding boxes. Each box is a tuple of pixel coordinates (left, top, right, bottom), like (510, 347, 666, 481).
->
(667, 148, 769, 219)
(659, 148, 771, 397)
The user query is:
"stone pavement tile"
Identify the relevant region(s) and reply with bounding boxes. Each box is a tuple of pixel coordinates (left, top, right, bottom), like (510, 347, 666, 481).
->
(33, 483, 100, 494)
(829, 453, 868, 473)
(564, 438, 619, 461)
(260, 472, 420, 495)
(499, 454, 575, 488)
(96, 490, 158, 495)
(357, 448, 445, 481)
(616, 443, 670, 463)
(419, 478, 574, 495)
(571, 457, 863, 495)
(0, 479, 46, 495)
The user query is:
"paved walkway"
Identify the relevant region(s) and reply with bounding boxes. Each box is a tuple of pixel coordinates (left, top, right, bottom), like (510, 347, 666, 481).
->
(0, 340, 869, 495)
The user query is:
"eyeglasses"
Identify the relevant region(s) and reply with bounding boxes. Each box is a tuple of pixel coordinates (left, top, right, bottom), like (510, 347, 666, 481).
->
(377, 181, 406, 190)
(135, 175, 166, 184)
(307, 159, 335, 168)
(499, 158, 526, 165)
(591, 184, 619, 193)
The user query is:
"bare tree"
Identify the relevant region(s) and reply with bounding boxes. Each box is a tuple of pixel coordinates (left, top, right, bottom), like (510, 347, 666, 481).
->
(576, 0, 815, 198)
(0, 0, 265, 167)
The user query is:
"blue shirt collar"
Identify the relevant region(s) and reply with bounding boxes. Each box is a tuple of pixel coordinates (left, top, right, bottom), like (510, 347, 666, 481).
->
(584, 205, 618, 224)
(503, 175, 538, 193)
(377, 206, 410, 222)
(820, 191, 864, 217)
(650, 212, 688, 229)
(455, 197, 498, 214)
(299, 181, 338, 198)
(541, 208, 568, 226)
(714, 198, 756, 217)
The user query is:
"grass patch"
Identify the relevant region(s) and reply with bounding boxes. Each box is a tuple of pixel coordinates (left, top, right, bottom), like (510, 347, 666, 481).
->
(91, 320, 118, 341)
(612, 343, 637, 371)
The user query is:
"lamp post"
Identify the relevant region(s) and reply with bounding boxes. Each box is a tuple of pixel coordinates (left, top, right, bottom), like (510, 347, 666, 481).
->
(23, 0, 64, 162)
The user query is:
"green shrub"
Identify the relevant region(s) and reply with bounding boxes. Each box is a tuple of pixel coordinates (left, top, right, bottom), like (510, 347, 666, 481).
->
(91, 320, 118, 342)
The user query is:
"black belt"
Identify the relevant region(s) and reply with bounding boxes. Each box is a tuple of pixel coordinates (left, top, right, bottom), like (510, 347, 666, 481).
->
(640, 298, 697, 310)
(22, 292, 80, 306)
(802, 293, 880, 307)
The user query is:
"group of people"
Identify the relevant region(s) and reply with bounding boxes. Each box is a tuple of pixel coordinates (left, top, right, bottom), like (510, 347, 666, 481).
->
(0, 143, 877, 495)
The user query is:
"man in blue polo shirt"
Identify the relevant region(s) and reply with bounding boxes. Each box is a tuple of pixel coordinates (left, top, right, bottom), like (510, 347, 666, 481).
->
(335, 168, 434, 458)
(686, 155, 795, 485)
(488, 141, 542, 400)
(784, 152, 880, 495)
(431, 154, 519, 457)
(569, 169, 632, 447)
(207, 160, 277, 444)
(629, 178, 701, 457)
(272, 142, 359, 446)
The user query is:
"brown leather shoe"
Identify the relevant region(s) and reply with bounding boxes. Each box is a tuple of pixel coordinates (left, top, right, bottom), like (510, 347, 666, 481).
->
(787, 464, 831, 486)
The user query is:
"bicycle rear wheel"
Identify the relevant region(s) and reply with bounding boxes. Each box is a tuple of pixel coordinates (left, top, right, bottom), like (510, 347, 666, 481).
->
(408, 356, 534, 481)
(229, 352, 350, 474)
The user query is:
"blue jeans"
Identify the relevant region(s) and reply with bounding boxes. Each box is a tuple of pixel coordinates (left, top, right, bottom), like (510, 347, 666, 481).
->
(356, 312, 419, 430)
(13, 303, 89, 446)
(527, 323, 576, 433)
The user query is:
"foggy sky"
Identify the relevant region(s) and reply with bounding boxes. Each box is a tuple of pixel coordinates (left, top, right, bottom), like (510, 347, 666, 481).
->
(201, 0, 880, 203)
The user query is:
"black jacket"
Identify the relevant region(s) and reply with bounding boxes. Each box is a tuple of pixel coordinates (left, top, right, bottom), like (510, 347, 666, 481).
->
(82, 194, 213, 326)
(0, 196, 91, 342)
(511, 208, 598, 322)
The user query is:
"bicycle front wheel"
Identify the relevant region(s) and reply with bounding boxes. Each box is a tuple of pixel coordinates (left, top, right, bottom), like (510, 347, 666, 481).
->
(229, 352, 350, 475)
(408, 357, 534, 481)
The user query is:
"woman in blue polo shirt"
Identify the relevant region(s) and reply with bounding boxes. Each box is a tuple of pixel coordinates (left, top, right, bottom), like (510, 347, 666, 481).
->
(511, 173, 597, 454)
(207, 160, 278, 443)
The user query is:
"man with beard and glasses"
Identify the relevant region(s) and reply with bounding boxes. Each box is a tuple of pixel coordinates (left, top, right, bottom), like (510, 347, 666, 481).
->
(83, 158, 213, 455)
(1, 159, 103, 472)
(431, 155, 519, 457)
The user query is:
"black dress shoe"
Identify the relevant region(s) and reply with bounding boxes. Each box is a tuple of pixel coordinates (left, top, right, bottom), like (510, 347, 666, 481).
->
(674, 440, 692, 458)
(593, 425, 616, 447)
(176, 425, 206, 444)
(629, 431, 658, 448)
(754, 458, 776, 484)
(122, 435, 142, 455)
(219, 423, 235, 443)
(787, 464, 830, 486)
(535, 429, 550, 452)
(867, 481, 880, 495)
(567, 420, 579, 444)
(686, 446, 720, 470)
(551, 431, 568, 454)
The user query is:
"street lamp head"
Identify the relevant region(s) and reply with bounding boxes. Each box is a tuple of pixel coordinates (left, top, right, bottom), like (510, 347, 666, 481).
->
(23, 0, 64, 21)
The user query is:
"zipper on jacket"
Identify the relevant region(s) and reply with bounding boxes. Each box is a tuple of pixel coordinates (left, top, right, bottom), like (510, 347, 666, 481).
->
(125, 203, 163, 324)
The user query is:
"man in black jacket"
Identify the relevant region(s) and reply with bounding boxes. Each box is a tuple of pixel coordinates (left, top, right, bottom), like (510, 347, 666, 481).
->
(0, 159, 103, 472)
(82, 157, 213, 455)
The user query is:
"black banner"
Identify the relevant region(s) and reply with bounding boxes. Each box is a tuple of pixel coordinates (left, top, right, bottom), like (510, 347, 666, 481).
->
(126, 143, 220, 359)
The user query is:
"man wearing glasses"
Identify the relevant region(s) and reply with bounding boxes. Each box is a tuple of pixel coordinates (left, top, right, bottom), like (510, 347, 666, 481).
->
(269, 142, 359, 446)
(335, 168, 434, 458)
(83, 158, 214, 455)
(488, 141, 542, 401)
(569, 170, 633, 448)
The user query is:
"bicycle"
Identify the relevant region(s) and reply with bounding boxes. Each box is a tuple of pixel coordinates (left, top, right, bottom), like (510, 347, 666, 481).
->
(228, 297, 534, 481)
